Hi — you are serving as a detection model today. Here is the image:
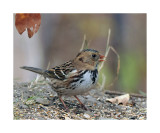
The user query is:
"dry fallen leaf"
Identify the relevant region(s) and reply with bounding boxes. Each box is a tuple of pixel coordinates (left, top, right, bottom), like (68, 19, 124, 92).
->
(106, 94, 130, 105)
(15, 13, 41, 38)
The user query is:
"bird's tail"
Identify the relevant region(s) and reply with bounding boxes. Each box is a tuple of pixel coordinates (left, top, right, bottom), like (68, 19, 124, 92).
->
(20, 66, 44, 75)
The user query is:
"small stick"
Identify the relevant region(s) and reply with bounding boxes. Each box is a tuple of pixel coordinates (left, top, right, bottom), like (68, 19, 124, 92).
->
(106, 46, 120, 88)
(80, 34, 88, 51)
(99, 28, 111, 71)
(100, 74, 106, 90)
(47, 61, 51, 70)
(105, 90, 146, 98)
(110, 46, 120, 76)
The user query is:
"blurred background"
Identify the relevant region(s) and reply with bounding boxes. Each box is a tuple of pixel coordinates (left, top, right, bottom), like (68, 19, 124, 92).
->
(14, 14, 146, 94)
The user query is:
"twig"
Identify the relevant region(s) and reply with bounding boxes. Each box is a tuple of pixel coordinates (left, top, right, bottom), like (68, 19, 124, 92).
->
(80, 34, 89, 51)
(98, 29, 120, 88)
(105, 90, 146, 98)
(106, 46, 120, 88)
(98, 28, 111, 71)
(47, 61, 51, 69)
(110, 46, 120, 76)
(100, 74, 106, 90)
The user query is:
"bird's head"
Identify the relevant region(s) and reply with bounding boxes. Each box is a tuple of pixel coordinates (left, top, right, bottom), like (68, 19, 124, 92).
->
(73, 49, 105, 70)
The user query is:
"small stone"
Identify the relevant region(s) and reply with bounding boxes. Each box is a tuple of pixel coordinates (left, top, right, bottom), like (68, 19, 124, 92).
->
(65, 116, 71, 120)
(98, 117, 117, 120)
(83, 113, 90, 119)
(84, 111, 94, 116)
(50, 94, 54, 97)
(130, 116, 137, 120)
(141, 102, 146, 108)
(35, 97, 50, 105)
(19, 103, 28, 109)
(25, 99, 35, 105)
(97, 98, 100, 101)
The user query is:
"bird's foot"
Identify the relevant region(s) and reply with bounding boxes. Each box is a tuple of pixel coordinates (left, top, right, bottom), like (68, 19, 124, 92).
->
(81, 104, 88, 110)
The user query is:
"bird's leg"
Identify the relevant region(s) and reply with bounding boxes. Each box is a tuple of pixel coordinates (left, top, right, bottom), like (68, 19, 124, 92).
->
(74, 95, 87, 110)
(58, 96, 69, 112)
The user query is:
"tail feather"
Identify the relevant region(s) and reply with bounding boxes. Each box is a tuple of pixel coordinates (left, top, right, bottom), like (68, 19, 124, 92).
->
(20, 66, 44, 75)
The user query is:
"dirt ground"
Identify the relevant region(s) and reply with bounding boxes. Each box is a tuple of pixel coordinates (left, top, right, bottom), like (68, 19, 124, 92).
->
(13, 79, 146, 120)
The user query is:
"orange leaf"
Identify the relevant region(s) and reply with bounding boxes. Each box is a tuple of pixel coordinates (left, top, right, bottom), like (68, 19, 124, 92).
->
(15, 13, 41, 38)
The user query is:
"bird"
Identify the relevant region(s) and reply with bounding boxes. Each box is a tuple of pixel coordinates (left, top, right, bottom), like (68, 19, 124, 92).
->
(20, 49, 105, 111)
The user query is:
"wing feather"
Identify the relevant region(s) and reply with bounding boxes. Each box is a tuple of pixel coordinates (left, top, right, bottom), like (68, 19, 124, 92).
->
(44, 60, 77, 80)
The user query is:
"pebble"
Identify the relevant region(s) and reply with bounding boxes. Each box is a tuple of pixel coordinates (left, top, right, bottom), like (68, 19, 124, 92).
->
(83, 113, 91, 119)
(19, 103, 28, 109)
(98, 117, 117, 120)
(35, 97, 50, 105)
(65, 116, 71, 120)
(25, 99, 35, 105)
(141, 102, 146, 108)
(85, 111, 94, 116)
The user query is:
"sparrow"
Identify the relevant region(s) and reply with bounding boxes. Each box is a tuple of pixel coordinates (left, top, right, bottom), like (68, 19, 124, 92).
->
(20, 49, 105, 111)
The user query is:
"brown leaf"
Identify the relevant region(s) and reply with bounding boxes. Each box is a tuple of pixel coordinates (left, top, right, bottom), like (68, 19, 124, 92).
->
(106, 94, 130, 105)
(15, 13, 41, 38)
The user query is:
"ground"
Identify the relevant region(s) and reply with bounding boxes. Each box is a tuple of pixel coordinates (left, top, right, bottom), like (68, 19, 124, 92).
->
(13, 79, 146, 120)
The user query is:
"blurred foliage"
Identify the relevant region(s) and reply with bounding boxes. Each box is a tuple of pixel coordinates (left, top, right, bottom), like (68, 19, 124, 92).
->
(120, 51, 146, 93)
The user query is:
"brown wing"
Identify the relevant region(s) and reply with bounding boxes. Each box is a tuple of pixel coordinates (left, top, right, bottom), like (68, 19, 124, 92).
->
(44, 60, 76, 80)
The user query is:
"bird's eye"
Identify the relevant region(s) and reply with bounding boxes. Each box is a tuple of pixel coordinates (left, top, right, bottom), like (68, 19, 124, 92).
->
(92, 54, 97, 58)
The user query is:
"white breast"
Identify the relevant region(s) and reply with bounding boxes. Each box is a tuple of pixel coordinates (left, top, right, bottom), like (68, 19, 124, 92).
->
(67, 70, 98, 96)
(78, 71, 94, 88)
